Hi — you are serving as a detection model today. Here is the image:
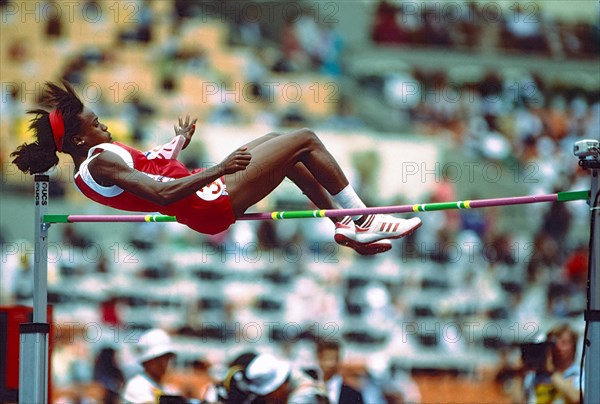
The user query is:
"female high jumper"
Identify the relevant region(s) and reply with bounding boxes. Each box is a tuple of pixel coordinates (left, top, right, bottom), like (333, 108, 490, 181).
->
(11, 81, 421, 255)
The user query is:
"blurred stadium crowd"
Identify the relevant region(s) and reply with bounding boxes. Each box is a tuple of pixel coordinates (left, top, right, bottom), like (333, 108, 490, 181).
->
(0, 0, 598, 402)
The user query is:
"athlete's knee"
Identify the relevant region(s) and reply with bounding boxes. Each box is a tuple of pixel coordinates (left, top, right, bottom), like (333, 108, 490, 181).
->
(299, 127, 317, 139)
(293, 128, 321, 148)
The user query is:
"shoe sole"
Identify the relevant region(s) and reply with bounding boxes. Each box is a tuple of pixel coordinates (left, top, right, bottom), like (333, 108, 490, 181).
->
(334, 225, 391, 255)
(334, 233, 393, 255)
(335, 219, 422, 255)
(354, 220, 423, 244)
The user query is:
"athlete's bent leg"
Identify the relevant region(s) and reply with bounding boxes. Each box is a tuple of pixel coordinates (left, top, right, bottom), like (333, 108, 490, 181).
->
(239, 132, 338, 215)
(225, 128, 349, 217)
(225, 128, 420, 254)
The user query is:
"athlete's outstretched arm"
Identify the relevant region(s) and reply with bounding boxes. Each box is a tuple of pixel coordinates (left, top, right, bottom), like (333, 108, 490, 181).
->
(88, 147, 251, 206)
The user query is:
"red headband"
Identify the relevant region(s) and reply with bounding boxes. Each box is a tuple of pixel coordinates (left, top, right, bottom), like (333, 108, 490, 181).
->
(49, 110, 65, 152)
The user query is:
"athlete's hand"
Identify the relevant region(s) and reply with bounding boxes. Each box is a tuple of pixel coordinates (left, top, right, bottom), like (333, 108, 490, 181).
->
(218, 147, 252, 175)
(174, 115, 197, 149)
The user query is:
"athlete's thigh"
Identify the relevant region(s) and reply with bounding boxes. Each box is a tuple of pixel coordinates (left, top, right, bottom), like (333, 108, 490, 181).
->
(240, 133, 280, 151)
(225, 131, 310, 215)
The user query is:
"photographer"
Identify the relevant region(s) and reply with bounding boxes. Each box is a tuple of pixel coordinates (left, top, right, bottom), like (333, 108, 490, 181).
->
(511, 323, 583, 404)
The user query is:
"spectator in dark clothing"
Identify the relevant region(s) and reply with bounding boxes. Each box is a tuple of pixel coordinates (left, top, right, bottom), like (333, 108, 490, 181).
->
(542, 200, 572, 245)
(93, 347, 125, 404)
(316, 339, 364, 404)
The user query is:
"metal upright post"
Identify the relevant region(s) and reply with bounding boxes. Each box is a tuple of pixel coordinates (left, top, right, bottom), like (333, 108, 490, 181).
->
(19, 174, 51, 403)
(584, 164, 599, 404)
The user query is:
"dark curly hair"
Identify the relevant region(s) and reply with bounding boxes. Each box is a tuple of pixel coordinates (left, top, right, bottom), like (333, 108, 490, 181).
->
(11, 80, 84, 174)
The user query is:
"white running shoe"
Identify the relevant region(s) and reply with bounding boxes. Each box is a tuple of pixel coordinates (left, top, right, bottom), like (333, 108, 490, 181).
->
(334, 217, 392, 255)
(336, 214, 422, 246)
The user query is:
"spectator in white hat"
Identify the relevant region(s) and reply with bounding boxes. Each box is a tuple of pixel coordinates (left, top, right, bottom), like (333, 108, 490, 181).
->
(245, 353, 292, 402)
(122, 328, 178, 403)
(245, 353, 328, 403)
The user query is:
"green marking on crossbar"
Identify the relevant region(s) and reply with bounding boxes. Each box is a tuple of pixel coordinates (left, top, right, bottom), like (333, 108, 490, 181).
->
(43, 214, 69, 223)
(149, 215, 176, 222)
(558, 190, 589, 202)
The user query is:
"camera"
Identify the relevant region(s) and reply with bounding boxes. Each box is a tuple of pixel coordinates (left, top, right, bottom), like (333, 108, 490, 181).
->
(520, 341, 552, 370)
(573, 139, 599, 159)
(520, 334, 558, 371)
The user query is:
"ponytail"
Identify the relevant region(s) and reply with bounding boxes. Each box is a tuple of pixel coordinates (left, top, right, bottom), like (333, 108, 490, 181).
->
(11, 110, 60, 174)
(10, 80, 84, 174)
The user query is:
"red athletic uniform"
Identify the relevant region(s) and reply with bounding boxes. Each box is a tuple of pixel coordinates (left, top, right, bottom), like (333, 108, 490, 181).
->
(74, 141, 236, 235)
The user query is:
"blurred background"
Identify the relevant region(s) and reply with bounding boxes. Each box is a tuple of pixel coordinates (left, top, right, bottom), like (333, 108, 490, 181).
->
(0, 0, 598, 402)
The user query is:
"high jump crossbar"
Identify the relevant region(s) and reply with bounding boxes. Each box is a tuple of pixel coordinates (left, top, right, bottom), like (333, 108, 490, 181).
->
(43, 190, 589, 224)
